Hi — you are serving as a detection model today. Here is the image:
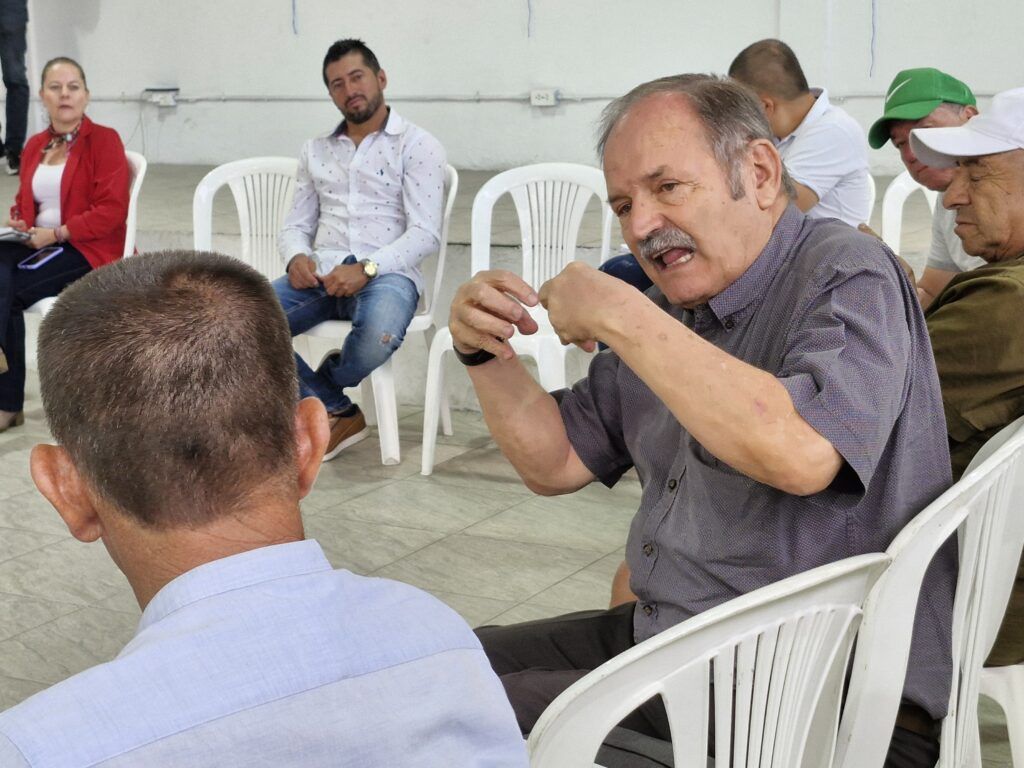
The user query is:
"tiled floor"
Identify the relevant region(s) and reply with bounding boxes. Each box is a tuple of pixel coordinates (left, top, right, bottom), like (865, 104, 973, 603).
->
(0, 166, 1011, 764)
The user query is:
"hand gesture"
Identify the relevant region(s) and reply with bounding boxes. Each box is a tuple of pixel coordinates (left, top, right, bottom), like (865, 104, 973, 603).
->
(287, 255, 320, 290)
(449, 270, 540, 359)
(539, 262, 635, 353)
(321, 263, 369, 297)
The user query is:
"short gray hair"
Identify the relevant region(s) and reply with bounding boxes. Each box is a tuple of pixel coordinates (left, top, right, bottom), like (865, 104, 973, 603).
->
(597, 73, 795, 200)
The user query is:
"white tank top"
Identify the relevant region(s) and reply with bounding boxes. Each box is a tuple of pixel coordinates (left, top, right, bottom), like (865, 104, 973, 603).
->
(32, 162, 65, 229)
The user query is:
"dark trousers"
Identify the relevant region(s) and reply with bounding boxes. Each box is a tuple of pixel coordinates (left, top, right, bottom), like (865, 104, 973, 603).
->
(0, 241, 91, 410)
(0, 0, 27, 153)
(476, 604, 940, 768)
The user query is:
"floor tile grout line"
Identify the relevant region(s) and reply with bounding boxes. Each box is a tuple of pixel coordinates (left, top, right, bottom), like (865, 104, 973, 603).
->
(0, 589, 84, 612)
(435, 528, 626, 555)
(309, 484, 531, 538)
(478, 549, 615, 626)
(0, 603, 95, 646)
(0, 529, 70, 566)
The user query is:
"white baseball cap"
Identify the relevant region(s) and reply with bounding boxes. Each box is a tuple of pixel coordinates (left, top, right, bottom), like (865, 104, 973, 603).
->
(910, 86, 1024, 168)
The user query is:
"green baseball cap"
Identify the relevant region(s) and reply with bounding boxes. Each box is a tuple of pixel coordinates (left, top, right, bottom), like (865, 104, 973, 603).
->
(868, 67, 976, 149)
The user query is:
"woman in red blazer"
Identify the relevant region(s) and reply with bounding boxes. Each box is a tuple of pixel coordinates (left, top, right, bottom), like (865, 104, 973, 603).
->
(0, 56, 129, 431)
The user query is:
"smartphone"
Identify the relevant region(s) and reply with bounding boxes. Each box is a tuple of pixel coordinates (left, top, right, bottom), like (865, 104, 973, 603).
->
(17, 246, 64, 270)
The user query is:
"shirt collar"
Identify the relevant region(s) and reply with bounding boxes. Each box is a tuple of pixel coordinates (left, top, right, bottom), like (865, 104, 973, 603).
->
(136, 539, 332, 633)
(331, 107, 405, 140)
(706, 204, 806, 323)
(776, 87, 828, 146)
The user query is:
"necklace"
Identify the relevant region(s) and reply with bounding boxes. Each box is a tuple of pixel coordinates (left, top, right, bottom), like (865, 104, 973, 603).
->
(43, 123, 81, 153)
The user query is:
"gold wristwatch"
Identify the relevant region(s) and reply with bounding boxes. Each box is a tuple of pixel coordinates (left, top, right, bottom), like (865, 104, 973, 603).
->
(359, 259, 378, 279)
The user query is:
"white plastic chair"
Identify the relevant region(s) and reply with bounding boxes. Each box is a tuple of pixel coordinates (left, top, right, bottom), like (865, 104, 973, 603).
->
(192, 156, 299, 281)
(420, 162, 614, 476)
(866, 174, 877, 226)
(966, 419, 1024, 768)
(880, 170, 939, 253)
(528, 553, 890, 768)
(979, 665, 1023, 767)
(834, 415, 1024, 768)
(24, 150, 147, 318)
(301, 165, 459, 466)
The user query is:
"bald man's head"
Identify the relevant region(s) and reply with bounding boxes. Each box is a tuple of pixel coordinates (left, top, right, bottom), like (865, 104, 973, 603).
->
(729, 39, 809, 102)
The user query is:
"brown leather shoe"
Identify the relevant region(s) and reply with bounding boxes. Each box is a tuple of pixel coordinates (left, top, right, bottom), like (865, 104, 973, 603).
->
(0, 348, 7, 375)
(323, 406, 369, 462)
(0, 410, 23, 433)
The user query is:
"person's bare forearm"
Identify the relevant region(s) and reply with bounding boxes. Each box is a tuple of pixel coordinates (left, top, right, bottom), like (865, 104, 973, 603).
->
(602, 295, 841, 495)
(468, 355, 593, 495)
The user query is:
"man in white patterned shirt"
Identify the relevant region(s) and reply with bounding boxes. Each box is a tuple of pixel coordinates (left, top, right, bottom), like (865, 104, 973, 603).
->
(275, 38, 446, 459)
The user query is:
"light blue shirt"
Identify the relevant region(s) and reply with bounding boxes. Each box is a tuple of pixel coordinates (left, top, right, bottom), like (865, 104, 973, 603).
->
(0, 540, 527, 767)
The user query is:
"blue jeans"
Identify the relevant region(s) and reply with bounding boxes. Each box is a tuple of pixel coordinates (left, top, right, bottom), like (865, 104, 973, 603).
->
(0, 1, 27, 153)
(273, 266, 418, 414)
(0, 241, 91, 411)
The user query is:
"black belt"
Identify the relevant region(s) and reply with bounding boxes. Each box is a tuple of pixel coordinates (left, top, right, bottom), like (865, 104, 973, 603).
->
(895, 701, 940, 739)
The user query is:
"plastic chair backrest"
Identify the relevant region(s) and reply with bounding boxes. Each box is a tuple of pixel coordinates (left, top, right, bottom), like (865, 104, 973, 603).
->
(123, 151, 147, 257)
(881, 170, 939, 252)
(529, 553, 890, 768)
(421, 164, 458, 320)
(865, 174, 877, 224)
(834, 416, 1024, 768)
(471, 163, 612, 326)
(192, 157, 299, 281)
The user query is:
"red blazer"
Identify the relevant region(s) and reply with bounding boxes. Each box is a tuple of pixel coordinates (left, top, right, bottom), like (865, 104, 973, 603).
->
(11, 116, 130, 269)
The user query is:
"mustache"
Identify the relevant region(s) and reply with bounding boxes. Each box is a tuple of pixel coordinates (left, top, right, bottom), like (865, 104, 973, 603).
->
(637, 227, 696, 261)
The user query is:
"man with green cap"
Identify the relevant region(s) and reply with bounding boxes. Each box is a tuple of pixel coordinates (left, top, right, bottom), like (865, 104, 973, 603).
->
(869, 67, 983, 308)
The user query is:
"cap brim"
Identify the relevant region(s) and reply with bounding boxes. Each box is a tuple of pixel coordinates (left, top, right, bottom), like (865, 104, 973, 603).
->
(868, 99, 944, 148)
(910, 125, 1019, 168)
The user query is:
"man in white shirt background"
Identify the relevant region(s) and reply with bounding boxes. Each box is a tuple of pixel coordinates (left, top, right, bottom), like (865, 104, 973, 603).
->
(867, 67, 985, 308)
(275, 38, 447, 460)
(729, 38, 873, 227)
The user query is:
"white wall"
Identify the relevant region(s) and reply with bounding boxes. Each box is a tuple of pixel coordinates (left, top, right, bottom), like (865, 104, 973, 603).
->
(23, 0, 1023, 173)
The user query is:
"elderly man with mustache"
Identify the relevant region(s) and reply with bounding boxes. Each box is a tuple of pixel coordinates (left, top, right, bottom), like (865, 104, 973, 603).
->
(449, 74, 954, 768)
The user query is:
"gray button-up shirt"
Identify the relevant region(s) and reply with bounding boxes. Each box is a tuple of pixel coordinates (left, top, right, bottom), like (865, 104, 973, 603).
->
(559, 205, 955, 718)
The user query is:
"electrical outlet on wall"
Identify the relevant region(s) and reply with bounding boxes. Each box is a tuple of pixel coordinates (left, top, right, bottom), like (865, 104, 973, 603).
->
(530, 89, 559, 107)
(143, 87, 180, 108)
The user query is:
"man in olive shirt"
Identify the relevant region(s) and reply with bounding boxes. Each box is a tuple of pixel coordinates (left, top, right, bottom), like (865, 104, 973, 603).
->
(912, 86, 1024, 666)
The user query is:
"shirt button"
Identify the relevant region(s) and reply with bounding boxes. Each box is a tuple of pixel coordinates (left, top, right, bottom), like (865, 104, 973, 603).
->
(724, 317, 735, 330)
(642, 604, 654, 616)
(642, 542, 654, 556)
(667, 478, 678, 490)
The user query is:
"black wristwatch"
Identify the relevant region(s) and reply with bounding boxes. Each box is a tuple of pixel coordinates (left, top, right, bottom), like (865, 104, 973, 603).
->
(453, 346, 496, 367)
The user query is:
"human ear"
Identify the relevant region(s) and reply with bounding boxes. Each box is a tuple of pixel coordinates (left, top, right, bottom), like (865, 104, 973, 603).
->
(30, 444, 104, 542)
(294, 397, 329, 498)
(748, 139, 785, 210)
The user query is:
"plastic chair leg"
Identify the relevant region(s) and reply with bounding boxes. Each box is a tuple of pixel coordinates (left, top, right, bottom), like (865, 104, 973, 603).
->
(439, 367, 453, 437)
(421, 328, 453, 475)
(370, 360, 400, 465)
(360, 378, 378, 426)
(424, 326, 453, 437)
(980, 664, 1024, 766)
